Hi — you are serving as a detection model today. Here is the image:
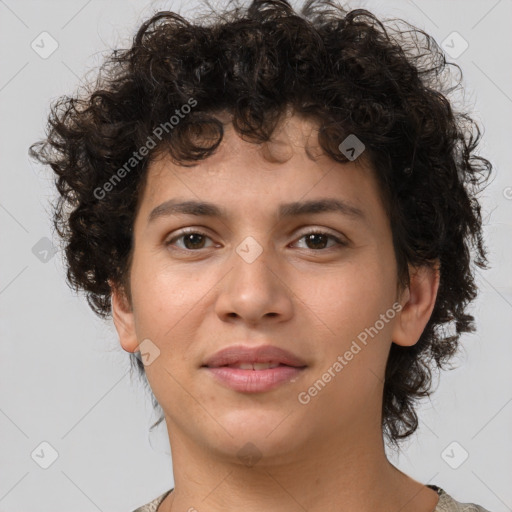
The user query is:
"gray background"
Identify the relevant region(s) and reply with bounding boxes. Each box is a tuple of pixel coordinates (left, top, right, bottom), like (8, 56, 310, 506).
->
(1, 0, 511, 511)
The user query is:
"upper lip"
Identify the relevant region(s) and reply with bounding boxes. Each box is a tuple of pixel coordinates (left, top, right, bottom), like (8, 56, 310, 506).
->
(202, 345, 307, 368)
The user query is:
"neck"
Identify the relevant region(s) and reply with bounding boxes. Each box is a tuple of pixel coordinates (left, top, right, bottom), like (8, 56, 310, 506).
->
(159, 416, 439, 512)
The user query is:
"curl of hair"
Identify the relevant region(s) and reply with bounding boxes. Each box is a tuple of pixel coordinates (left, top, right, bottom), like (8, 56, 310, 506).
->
(29, 0, 492, 447)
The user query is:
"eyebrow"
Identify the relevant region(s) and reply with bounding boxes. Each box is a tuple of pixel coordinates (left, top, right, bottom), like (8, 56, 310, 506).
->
(147, 198, 366, 224)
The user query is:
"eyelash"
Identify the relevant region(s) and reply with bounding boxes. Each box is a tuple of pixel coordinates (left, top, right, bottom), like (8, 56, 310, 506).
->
(165, 228, 347, 252)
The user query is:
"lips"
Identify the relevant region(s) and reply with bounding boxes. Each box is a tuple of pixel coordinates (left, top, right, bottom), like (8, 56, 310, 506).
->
(202, 344, 307, 369)
(202, 344, 307, 393)
(225, 362, 282, 370)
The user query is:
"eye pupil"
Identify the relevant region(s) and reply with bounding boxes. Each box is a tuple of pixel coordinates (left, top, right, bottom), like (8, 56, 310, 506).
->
(305, 233, 328, 250)
(184, 233, 205, 249)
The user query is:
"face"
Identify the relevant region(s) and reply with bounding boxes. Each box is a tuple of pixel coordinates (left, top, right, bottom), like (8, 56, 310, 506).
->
(112, 113, 435, 466)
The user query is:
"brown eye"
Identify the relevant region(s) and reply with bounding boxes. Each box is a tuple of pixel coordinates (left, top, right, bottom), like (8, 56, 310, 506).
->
(294, 230, 347, 251)
(305, 233, 328, 250)
(165, 230, 214, 251)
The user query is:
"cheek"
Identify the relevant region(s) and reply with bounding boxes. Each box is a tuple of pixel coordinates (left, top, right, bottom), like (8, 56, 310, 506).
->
(295, 255, 397, 368)
(301, 257, 394, 321)
(129, 255, 203, 337)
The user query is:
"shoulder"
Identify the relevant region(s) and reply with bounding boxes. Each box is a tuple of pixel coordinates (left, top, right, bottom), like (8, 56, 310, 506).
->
(130, 486, 493, 512)
(131, 489, 173, 512)
(432, 486, 493, 512)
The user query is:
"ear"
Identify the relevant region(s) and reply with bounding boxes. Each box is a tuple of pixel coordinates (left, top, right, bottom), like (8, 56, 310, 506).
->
(110, 280, 139, 353)
(391, 261, 440, 347)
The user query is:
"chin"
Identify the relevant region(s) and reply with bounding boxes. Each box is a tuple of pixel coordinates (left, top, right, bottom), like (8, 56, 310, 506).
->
(208, 434, 301, 468)
(207, 410, 309, 458)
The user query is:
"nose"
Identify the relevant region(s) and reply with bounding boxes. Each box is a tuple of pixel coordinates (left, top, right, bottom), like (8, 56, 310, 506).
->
(214, 239, 294, 326)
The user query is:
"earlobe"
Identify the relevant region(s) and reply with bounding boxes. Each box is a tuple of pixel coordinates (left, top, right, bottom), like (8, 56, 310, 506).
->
(110, 280, 139, 353)
(391, 262, 440, 347)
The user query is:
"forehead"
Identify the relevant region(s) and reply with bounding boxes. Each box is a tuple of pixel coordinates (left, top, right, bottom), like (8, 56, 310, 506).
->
(138, 114, 387, 227)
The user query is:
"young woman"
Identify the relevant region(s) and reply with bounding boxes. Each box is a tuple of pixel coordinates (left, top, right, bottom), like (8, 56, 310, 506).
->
(29, 1, 494, 510)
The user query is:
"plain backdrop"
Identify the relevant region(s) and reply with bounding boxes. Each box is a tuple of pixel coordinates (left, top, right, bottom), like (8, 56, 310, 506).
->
(1, 0, 511, 511)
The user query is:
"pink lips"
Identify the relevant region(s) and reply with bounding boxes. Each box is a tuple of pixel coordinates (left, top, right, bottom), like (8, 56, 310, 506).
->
(201, 344, 307, 393)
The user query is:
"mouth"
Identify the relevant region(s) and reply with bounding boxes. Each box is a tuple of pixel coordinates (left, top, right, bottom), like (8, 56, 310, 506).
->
(201, 345, 307, 393)
(201, 344, 308, 369)
(202, 345, 307, 393)
(202, 364, 306, 393)
(211, 362, 296, 370)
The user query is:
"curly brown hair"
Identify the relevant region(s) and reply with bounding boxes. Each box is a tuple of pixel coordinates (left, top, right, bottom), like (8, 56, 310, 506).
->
(29, 0, 492, 447)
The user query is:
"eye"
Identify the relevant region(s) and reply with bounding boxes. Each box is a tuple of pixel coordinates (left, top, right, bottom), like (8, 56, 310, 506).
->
(165, 229, 215, 251)
(293, 230, 347, 251)
(165, 228, 348, 252)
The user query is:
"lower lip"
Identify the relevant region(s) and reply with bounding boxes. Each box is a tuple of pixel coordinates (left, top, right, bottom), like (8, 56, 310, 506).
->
(203, 365, 305, 393)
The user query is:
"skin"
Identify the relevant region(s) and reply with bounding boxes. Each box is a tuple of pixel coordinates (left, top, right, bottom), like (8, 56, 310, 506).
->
(111, 112, 441, 512)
